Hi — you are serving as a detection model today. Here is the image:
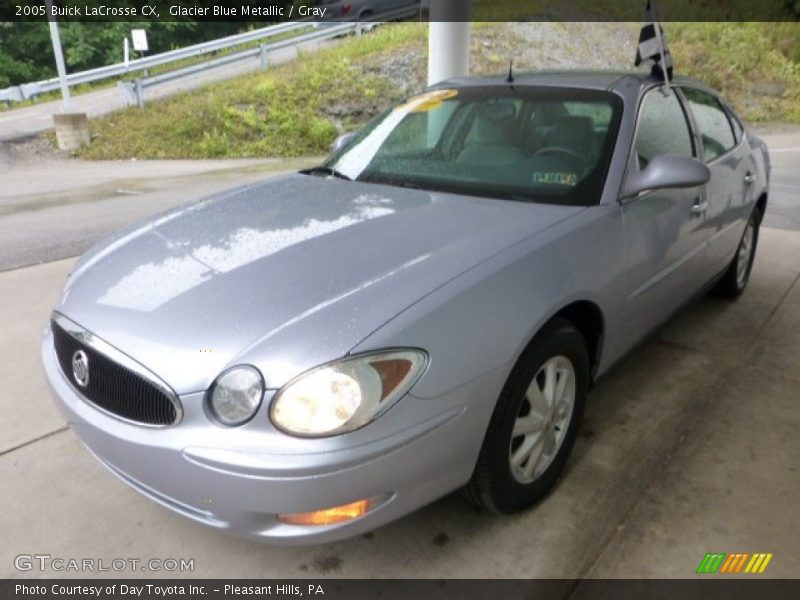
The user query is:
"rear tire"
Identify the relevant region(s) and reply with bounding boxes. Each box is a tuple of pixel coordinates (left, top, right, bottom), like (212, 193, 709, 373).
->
(713, 207, 761, 299)
(464, 318, 589, 514)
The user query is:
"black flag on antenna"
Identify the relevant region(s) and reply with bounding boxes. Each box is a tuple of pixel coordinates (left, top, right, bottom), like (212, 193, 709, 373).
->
(634, 0, 673, 82)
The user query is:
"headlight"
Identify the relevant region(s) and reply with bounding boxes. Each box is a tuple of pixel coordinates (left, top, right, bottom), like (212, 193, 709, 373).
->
(208, 365, 265, 426)
(270, 349, 427, 437)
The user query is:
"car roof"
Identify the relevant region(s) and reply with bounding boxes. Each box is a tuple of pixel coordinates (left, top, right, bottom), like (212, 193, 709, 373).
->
(432, 70, 716, 95)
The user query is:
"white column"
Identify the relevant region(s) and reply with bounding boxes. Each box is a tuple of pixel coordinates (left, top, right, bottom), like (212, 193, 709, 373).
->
(45, 0, 72, 111)
(427, 1, 471, 86)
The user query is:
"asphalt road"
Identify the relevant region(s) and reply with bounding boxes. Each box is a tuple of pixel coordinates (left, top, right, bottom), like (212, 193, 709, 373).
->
(763, 139, 800, 230)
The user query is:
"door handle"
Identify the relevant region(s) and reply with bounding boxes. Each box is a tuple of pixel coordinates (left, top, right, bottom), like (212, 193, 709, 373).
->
(744, 172, 756, 185)
(690, 199, 708, 215)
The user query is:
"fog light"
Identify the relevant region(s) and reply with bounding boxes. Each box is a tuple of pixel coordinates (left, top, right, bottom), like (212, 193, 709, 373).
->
(278, 497, 382, 526)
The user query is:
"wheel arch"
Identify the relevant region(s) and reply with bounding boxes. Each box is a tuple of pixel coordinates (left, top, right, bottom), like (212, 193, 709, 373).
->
(549, 300, 605, 381)
(508, 299, 606, 386)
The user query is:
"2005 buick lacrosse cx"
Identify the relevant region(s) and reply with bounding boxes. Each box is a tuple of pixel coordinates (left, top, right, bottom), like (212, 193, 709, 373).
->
(43, 68, 769, 544)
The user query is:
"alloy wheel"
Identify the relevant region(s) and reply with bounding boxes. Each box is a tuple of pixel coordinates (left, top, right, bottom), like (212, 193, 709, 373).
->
(509, 355, 576, 484)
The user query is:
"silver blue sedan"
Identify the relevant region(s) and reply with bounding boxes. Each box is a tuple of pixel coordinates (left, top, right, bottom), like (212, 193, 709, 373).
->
(43, 71, 770, 544)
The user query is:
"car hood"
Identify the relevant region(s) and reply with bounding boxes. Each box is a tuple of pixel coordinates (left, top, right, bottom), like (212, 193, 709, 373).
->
(58, 174, 583, 394)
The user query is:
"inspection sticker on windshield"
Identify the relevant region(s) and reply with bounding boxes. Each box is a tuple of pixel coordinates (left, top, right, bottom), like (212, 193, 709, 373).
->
(397, 89, 459, 113)
(532, 172, 578, 186)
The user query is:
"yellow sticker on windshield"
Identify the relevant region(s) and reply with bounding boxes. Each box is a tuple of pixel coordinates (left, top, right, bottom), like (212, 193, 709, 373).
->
(396, 89, 459, 113)
(532, 172, 578, 186)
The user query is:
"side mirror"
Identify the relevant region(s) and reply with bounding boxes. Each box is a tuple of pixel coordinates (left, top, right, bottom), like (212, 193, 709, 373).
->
(623, 154, 710, 198)
(330, 132, 354, 154)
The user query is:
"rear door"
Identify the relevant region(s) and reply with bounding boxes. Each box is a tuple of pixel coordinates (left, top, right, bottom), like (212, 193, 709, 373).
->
(680, 87, 755, 275)
(621, 85, 713, 338)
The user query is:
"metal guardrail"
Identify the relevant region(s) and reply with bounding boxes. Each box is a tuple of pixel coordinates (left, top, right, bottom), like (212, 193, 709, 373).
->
(0, 86, 24, 105)
(0, 20, 309, 103)
(117, 5, 420, 108)
(117, 21, 355, 108)
(0, 4, 422, 108)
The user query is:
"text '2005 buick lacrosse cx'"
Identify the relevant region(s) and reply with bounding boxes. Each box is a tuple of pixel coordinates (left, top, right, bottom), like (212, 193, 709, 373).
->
(43, 67, 769, 544)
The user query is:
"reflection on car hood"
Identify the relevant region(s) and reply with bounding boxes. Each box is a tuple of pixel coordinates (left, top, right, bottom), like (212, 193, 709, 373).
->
(58, 174, 584, 393)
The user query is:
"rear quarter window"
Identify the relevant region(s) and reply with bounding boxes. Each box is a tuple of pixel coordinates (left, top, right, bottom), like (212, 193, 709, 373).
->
(682, 87, 737, 162)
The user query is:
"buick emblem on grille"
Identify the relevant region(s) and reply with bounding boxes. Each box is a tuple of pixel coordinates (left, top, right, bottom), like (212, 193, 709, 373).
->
(72, 350, 90, 388)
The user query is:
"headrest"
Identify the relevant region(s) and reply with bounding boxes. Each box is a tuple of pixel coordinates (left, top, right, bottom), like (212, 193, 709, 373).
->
(531, 103, 568, 127)
(551, 116, 594, 159)
(472, 102, 517, 145)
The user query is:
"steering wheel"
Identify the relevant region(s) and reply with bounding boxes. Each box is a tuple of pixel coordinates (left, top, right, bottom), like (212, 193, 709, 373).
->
(532, 146, 586, 165)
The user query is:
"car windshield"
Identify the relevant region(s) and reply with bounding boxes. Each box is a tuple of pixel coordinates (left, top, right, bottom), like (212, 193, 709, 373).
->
(321, 86, 623, 205)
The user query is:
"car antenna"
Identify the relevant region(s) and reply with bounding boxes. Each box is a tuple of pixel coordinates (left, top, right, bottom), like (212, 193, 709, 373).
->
(506, 59, 515, 84)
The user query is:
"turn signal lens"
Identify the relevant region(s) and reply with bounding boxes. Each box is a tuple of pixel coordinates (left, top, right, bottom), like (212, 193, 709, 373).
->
(278, 499, 372, 526)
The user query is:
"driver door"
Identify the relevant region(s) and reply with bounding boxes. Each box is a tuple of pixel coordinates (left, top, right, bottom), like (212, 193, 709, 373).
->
(621, 86, 713, 340)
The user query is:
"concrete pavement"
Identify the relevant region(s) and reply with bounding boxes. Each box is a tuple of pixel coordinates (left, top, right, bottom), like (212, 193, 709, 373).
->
(1, 228, 798, 579)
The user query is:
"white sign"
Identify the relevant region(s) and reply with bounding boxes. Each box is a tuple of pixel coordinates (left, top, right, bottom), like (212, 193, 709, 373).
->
(131, 29, 148, 52)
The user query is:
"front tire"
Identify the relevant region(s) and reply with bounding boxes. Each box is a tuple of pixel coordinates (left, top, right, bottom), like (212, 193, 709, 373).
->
(713, 207, 761, 299)
(464, 318, 589, 514)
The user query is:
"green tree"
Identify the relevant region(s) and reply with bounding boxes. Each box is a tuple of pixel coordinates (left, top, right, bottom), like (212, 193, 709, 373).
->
(0, 13, 293, 87)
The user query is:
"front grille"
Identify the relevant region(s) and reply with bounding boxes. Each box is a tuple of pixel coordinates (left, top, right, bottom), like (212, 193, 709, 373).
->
(52, 319, 178, 426)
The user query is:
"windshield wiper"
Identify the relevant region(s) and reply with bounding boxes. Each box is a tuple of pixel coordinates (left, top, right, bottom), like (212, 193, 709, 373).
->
(395, 180, 422, 189)
(360, 174, 422, 190)
(300, 166, 353, 181)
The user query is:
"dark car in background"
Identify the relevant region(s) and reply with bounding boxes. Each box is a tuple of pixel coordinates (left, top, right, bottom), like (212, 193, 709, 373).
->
(314, 0, 422, 20)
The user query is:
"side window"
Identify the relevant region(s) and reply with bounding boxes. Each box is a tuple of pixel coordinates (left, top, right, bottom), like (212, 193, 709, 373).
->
(682, 87, 737, 162)
(635, 89, 694, 170)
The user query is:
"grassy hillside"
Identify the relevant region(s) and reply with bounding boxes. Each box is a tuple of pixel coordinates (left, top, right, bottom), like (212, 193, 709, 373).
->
(77, 25, 425, 160)
(75, 22, 800, 161)
(670, 22, 800, 123)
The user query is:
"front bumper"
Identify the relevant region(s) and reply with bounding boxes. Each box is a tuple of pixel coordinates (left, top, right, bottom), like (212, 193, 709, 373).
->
(41, 327, 486, 545)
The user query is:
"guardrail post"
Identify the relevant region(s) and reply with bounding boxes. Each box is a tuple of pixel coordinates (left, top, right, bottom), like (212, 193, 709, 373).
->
(117, 80, 136, 107)
(259, 44, 270, 70)
(20, 83, 37, 100)
(134, 79, 145, 109)
(356, 22, 363, 36)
